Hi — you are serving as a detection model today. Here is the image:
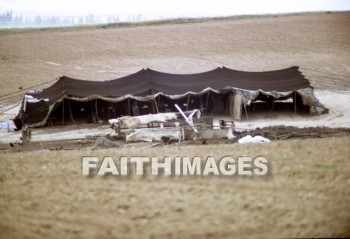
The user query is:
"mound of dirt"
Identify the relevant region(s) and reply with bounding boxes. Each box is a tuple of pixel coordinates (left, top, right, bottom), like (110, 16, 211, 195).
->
(238, 126, 350, 140)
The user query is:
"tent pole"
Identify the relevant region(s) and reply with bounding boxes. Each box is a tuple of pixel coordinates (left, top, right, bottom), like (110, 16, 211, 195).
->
(229, 92, 234, 118)
(48, 117, 54, 127)
(157, 95, 161, 111)
(90, 101, 94, 123)
(112, 103, 117, 118)
(226, 93, 229, 115)
(186, 94, 190, 111)
(128, 98, 131, 116)
(69, 100, 75, 125)
(62, 98, 65, 125)
(95, 99, 99, 123)
(107, 102, 110, 119)
(154, 97, 159, 113)
(270, 99, 275, 112)
(294, 91, 297, 113)
(205, 91, 210, 114)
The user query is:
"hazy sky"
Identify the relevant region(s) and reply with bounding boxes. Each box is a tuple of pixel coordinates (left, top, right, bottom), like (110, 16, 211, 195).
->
(1, 0, 349, 17)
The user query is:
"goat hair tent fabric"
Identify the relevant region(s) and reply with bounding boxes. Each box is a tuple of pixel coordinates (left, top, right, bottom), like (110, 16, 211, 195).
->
(18, 66, 326, 127)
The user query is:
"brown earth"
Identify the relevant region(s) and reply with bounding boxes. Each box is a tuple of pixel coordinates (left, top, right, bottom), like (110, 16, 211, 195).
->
(1, 137, 350, 238)
(0, 12, 350, 238)
(0, 12, 350, 99)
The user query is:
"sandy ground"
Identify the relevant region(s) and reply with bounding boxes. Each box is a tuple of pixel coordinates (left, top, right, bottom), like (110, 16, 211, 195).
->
(0, 12, 350, 238)
(1, 138, 350, 238)
(0, 12, 350, 99)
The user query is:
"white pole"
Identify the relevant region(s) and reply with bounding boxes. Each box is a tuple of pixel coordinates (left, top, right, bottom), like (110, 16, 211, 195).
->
(23, 95, 28, 112)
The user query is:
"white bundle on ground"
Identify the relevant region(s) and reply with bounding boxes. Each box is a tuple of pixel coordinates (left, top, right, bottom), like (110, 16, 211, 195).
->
(238, 135, 270, 144)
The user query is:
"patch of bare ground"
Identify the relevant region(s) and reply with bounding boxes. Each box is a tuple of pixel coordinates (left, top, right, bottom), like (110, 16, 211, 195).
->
(0, 137, 350, 238)
(0, 12, 350, 99)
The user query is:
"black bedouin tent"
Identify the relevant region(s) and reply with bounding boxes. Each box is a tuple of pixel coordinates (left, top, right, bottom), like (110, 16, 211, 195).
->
(18, 66, 327, 127)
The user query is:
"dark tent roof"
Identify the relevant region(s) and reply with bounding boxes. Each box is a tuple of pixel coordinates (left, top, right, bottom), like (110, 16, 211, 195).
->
(30, 66, 311, 102)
